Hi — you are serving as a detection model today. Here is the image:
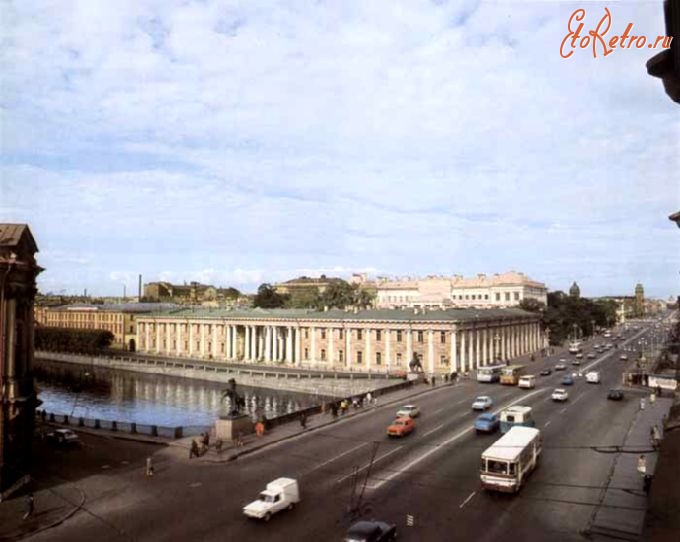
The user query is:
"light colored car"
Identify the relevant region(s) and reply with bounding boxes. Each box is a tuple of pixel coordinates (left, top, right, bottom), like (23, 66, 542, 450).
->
(555, 363, 567, 371)
(243, 478, 300, 521)
(551, 388, 569, 402)
(396, 405, 420, 418)
(472, 396, 493, 411)
(47, 428, 79, 446)
(620, 354, 628, 360)
(585, 371, 601, 384)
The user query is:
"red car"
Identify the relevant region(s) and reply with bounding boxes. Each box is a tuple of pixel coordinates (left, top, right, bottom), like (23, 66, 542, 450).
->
(387, 417, 415, 437)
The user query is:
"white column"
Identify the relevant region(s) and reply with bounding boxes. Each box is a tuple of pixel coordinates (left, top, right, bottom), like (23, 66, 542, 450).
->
(460, 330, 466, 372)
(482, 328, 488, 366)
(365, 328, 371, 371)
(286, 326, 293, 362)
(451, 329, 457, 372)
(145, 323, 150, 353)
(156, 323, 161, 354)
(274, 327, 280, 361)
(427, 330, 435, 374)
(166, 323, 171, 355)
(176, 324, 181, 356)
(385, 329, 391, 372)
(263, 327, 270, 361)
(310, 326, 316, 363)
(295, 327, 301, 365)
(468, 329, 474, 370)
(406, 330, 413, 368)
(345, 328, 352, 368)
(257, 327, 263, 360)
(475, 328, 481, 369)
(232, 325, 238, 359)
(213, 324, 218, 358)
(329, 328, 335, 366)
(500, 327, 506, 360)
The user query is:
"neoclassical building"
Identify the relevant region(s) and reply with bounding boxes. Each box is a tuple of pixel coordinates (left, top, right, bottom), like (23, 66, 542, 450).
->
(136, 307, 544, 375)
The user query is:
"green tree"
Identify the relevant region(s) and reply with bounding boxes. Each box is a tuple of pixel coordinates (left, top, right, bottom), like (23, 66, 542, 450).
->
(285, 289, 322, 309)
(518, 298, 545, 313)
(319, 280, 355, 309)
(253, 283, 288, 308)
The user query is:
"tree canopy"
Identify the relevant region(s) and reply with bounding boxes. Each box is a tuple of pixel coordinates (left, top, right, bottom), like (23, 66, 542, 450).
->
(253, 283, 288, 308)
(35, 327, 115, 354)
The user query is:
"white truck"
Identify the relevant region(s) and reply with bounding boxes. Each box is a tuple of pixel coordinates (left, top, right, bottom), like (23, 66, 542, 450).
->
(243, 478, 300, 521)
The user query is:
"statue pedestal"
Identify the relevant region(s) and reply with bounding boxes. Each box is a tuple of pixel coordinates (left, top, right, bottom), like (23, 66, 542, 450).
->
(215, 415, 253, 441)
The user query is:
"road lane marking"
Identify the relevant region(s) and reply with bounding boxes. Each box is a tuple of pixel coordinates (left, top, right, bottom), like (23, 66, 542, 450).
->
(544, 420, 551, 427)
(308, 442, 369, 473)
(336, 445, 404, 484)
(368, 388, 548, 491)
(570, 393, 585, 407)
(459, 491, 476, 509)
(559, 407, 567, 414)
(422, 423, 445, 438)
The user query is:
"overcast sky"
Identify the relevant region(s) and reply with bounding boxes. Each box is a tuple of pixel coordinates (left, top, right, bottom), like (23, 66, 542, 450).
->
(1, 0, 678, 299)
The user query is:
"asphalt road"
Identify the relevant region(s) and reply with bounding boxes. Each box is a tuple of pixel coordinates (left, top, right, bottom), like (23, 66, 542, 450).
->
(26, 320, 669, 542)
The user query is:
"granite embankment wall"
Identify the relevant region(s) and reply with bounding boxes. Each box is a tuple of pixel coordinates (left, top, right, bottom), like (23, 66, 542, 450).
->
(35, 351, 408, 398)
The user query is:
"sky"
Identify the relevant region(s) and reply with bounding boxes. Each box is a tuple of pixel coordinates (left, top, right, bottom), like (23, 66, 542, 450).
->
(1, 0, 679, 299)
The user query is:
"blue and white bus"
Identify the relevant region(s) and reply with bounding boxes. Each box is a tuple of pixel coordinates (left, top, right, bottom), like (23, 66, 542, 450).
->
(477, 365, 504, 383)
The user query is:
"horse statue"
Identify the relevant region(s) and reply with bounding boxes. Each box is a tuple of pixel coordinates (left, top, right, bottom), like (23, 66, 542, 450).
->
(221, 378, 246, 417)
(409, 352, 424, 373)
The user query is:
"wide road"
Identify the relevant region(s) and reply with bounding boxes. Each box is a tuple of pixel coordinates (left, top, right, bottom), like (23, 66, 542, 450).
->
(30, 320, 667, 542)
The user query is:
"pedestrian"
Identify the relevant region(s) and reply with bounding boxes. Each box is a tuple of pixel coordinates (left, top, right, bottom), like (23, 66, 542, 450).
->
(236, 432, 244, 447)
(255, 421, 265, 437)
(189, 439, 200, 459)
(656, 385, 662, 398)
(331, 403, 338, 418)
(637, 454, 647, 476)
(202, 431, 210, 449)
(652, 425, 662, 448)
(650, 392, 656, 407)
(431, 375, 436, 387)
(145, 457, 154, 477)
(366, 392, 372, 405)
(23, 493, 34, 521)
(215, 439, 223, 453)
(373, 396, 378, 408)
(300, 412, 307, 429)
(640, 397, 646, 410)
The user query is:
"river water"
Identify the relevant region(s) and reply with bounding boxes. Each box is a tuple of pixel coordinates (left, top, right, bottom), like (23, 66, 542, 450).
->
(35, 359, 329, 430)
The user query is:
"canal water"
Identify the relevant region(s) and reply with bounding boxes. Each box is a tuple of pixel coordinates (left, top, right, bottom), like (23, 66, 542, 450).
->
(35, 359, 330, 430)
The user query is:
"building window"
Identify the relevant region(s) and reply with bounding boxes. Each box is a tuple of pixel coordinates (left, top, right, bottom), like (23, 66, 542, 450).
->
(440, 355, 448, 365)
(321, 329, 326, 339)
(485, 294, 489, 300)
(339, 329, 344, 339)
(376, 352, 382, 365)
(495, 293, 501, 301)
(396, 353, 402, 364)
(184, 341, 188, 350)
(505, 292, 510, 301)
(357, 329, 363, 340)
(514, 292, 520, 300)
(417, 331, 424, 343)
(376, 330, 382, 341)
(440, 331, 446, 344)
(321, 349, 326, 361)
(339, 350, 344, 362)
(305, 329, 309, 339)
(304, 347, 309, 359)
(356, 351, 363, 364)
(396, 330, 403, 342)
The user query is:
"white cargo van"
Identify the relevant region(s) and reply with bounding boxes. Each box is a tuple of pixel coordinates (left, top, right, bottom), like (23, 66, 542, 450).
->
(518, 375, 536, 389)
(585, 371, 601, 384)
(243, 478, 300, 521)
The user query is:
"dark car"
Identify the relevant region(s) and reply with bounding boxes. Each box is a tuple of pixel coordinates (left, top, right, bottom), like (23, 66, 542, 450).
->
(571, 359, 581, 366)
(540, 368, 552, 376)
(561, 375, 574, 386)
(344, 520, 397, 542)
(607, 389, 624, 401)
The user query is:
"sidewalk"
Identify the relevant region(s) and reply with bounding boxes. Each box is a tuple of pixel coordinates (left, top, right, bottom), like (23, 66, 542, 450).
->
(585, 395, 673, 541)
(165, 376, 465, 463)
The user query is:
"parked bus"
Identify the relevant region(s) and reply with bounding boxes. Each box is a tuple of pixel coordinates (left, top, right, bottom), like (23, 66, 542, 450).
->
(477, 365, 504, 383)
(500, 365, 525, 385)
(500, 405, 535, 433)
(480, 426, 542, 493)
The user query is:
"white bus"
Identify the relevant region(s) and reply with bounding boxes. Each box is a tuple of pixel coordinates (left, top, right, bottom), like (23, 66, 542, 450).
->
(477, 365, 504, 383)
(568, 341, 582, 354)
(480, 426, 542, 493)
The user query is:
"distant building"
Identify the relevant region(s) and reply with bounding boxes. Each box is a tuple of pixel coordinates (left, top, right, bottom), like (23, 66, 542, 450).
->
(634, 283, 645, 316)
(273, 275, 343, 296)
(34, 303, 176, 351)
(136, 307, 543, 374)
(0, 224, 43, 498)
(143, 281, 241, 307)
(569, 281, 581, 298)
(374, 271, 547, 309)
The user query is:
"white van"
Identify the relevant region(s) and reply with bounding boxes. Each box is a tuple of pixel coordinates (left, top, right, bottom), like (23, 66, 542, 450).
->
(243, 478, 300, 521)
(518, 375, 536, 389)
(585, 371, 601, 384)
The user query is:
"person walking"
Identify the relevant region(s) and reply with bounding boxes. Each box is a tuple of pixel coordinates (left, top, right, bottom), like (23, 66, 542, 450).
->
(236, 432, 244, 447)
(189, 439, 200, 459)
(640, 397, 646, 410)
(23, 493, 35, 521)
(637, 454, 647, 476)
(650, 392, 656, 407)
(145, 457, 154, 477)
(300, 412, 307, 430)
(255, 421, 265, 437)
(366, 392, 372, 406)
(431, 375, 436, 387)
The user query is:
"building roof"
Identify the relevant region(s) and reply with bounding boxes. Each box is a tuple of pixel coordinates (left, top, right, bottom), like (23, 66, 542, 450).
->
(140, 306, 538, 323)
(375, 271, 546, 291)
(0, 223, 38, 253)
(482, 426, 540, 462)
(47, 303, 178, 313)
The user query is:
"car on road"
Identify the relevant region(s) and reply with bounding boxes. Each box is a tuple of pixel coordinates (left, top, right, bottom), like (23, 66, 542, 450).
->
(46, 428, 79, 446)
(559, 358, 567, 363)
(471, 396, 493, 411)
(586, 353, 596, 359)
(539, 368, 552, 376)
(243, 478, 300, 521)
(607, 389, 624, 401)
(571, 359, 581, 366)
(551, 388, 569, 402)
(396, 405, 420, 418)
(387, 417, 415, 438)
(561, 375, 574, 386)
(474, 413, 500, 433)
(585, 371, 601, 384)
(575, 353, 583, 359)
(344, 520, 397, 542)
(555, 363, 567, 371)
(620, 354, 628, 361)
